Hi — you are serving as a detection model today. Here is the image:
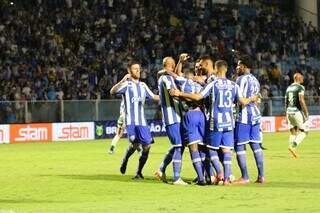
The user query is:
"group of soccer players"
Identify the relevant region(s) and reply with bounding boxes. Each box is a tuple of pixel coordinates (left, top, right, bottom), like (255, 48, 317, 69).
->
(109, 52, 309, 186)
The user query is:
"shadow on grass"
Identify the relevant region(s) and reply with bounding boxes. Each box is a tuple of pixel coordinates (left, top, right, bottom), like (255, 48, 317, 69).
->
(44, 174, 167, 185)
(39, 174, 320, 189)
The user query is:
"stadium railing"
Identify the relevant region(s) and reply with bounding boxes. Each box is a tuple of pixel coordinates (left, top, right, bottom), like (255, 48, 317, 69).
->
(0, 96, 319, 124)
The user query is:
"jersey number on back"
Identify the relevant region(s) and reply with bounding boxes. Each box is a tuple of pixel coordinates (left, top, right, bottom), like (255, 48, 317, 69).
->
(218, 90, 233, 108)
(288, 92, 294, 105)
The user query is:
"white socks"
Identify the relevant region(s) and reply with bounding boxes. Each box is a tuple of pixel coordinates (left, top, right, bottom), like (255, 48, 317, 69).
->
(295, 132, 306, 146)
(111, 135, 120, 147)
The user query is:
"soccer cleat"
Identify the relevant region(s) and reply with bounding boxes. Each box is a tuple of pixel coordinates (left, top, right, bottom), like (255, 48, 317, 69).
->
(288, 147, 299, 159)
(233, 177, 250, 185)
(108, 146, 115, 155)
(132, 173, 144, 180)
(196, 180, 206, 186)
(154, 170, 167, 183)
(173, 178, 188, 186)
(214, 173, 224, 185)
(120, 161, 127, 174)
(255, 177, 265, 184)
(223, 180, 232, 186)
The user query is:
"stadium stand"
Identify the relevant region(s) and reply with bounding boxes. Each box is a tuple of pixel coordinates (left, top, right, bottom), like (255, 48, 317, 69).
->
(0, 0, 319, 104)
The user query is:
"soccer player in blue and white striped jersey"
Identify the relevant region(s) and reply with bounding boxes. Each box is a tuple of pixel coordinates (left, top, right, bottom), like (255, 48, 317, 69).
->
(234, 55, 265, 184)
(164, 60, 207, 185)
(170, 60, 257, 185)
(110, 62, 159, 179)
(155, 56, 188, 185)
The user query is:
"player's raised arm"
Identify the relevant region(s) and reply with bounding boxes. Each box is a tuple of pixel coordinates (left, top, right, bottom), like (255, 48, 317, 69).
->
(110, 74, 131, 95)
(174, 53, 190, 76)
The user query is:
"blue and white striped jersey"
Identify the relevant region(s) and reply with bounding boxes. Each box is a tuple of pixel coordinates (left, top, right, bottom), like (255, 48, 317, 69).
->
(175, 76, 203, 112)
(236, 74, 261, 124)
(175, 76, 203, 94)
(158, 75, 182, 126)
(115, 80, 155, 126)
(200, 78, 241, 131)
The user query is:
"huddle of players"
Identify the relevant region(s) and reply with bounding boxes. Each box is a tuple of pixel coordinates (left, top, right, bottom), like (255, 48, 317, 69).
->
(154, 54, 264, 185)
(110, 53, 265, 185)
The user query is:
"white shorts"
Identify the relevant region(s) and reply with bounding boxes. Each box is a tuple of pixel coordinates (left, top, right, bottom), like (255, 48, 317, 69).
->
(286, 111, 308, 131)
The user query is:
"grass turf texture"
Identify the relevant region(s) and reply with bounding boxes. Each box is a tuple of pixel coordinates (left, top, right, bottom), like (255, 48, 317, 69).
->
(0, 132, 320, 213)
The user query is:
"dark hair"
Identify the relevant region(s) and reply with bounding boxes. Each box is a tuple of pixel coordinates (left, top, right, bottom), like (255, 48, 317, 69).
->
(215, 60, 228, 69)
(199, 55, 212, 62)
(238, 55, 253, 69)
(127, 61, 140, 69)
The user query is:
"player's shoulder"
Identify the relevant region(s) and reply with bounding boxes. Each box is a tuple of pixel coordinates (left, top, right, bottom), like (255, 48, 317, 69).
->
(298, 84, 305, 90)
(140, 81, 150, 89)
(236, 74, 246, 83)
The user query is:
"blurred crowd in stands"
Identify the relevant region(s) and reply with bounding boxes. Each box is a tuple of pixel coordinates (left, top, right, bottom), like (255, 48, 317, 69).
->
(0, 0, 320, 105)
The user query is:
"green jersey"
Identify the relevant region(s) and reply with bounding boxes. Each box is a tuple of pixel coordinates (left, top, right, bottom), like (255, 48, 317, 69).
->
(285, 83, 305, 113)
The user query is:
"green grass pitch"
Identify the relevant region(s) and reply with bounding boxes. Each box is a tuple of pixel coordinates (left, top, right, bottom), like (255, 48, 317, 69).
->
(0, 132, 320, 213)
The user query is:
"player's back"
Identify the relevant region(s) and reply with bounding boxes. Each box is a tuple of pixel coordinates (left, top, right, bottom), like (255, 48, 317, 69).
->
(236, 74, 261, 124)
(210, 78, 238, 131)
(285, 83, 305, 113)
(158, 74, 181, 125)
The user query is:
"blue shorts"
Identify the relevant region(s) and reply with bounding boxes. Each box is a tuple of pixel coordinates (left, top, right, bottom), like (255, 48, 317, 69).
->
(165, 123, 182, 147)
(181, 111, 205, 145)
(235, 122, 261, 145)
(206, 130, 234, 150)
(126, 125, 153, 145)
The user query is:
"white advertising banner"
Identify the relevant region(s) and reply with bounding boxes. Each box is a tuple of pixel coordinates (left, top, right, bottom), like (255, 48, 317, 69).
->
(52, 122, 94, 141)
(308, 115, 320, 131)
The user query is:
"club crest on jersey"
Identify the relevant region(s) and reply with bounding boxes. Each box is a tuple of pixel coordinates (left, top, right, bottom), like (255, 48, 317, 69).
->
(131, 96, 143, 103)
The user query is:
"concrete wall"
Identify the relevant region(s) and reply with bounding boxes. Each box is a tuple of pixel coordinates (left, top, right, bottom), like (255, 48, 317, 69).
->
(295, 0, 318, 29)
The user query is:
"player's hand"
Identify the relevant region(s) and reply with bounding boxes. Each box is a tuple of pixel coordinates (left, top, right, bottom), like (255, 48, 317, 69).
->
(169, 88, 181, 97)
(179, 53, 190, 63)
(122, 74, 131, 81)
(193, 76, 205, 85)
(250, 95, 259, 102)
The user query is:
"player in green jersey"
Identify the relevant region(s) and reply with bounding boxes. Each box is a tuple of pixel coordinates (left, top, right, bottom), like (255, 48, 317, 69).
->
(285, 73, 309, 158)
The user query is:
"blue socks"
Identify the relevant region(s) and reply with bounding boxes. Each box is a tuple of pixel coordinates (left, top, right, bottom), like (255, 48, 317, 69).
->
(137, 150, 149, 175)
(172, 147, 182, 181)
(159, 147, 174, 173)
(223, 152, 232, 182)
(208, 149, 222, 175)
(235, 144, 249, 180)
(250, 143, 264, 178)
(122, 146, 135, 165)
(190, 151, 204, 182)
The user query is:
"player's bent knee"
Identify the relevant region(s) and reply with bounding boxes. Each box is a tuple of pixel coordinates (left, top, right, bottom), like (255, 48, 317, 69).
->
(222, 148, 231, 153)
(188, 143, 198, 152)
(142, 144, 151, 151)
